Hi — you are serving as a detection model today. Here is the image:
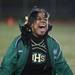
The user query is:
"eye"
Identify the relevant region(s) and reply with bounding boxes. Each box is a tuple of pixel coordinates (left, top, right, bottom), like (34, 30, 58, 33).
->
(43, 18, 48, 21)
(37, 17, 42, 20)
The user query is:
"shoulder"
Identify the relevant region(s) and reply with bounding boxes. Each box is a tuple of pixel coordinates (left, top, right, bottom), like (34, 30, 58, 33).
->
(47, 35, 62, 59)
(47, 35, 61, 53)
(10, 35, 22, 48)
(47, 35, 59, 46)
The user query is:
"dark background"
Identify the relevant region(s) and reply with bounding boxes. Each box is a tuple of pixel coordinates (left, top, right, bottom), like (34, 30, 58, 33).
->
(0, 0, 75, 20)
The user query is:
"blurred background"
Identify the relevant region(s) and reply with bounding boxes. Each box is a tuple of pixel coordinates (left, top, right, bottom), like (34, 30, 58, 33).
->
(0, 0, 75, 74)
(0, 0, 75, 20)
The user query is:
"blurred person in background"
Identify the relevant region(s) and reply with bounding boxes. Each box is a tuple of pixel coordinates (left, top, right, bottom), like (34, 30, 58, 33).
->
(0, 7, 73, 75)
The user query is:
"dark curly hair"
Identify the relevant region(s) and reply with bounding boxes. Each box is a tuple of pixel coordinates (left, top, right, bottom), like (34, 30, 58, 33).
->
(21, 7, 52, 44)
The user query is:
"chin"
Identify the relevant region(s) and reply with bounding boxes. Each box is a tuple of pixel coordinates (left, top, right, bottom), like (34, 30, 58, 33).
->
(38, 31, 48, 38)
(37, 33, 45, 38)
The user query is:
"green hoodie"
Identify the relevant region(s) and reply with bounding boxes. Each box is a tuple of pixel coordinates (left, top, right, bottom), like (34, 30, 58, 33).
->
(0, 35, 73, 75)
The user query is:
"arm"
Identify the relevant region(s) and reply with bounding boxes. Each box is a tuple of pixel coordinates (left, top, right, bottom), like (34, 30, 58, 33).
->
(0, 39, 18, 75)
(53, 42, 73, 75)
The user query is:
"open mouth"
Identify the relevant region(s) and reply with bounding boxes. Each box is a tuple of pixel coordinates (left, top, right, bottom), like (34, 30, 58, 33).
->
(38, 25, 47, 33)
(39, 26, 46, 28)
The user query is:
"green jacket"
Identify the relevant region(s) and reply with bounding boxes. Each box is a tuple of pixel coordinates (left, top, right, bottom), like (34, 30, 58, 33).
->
(0, 35, 73, 75)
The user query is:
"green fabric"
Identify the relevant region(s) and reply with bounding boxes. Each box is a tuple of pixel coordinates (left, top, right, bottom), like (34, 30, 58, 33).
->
(47, 36, 73, 75)
(0, 35, 73, 75)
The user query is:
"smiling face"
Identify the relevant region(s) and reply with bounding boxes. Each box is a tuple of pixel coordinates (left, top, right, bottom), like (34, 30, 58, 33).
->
(31, 12, 49, 38)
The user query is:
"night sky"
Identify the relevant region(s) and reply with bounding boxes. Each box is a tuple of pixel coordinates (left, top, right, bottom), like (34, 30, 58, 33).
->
(0, 0, 75, 19)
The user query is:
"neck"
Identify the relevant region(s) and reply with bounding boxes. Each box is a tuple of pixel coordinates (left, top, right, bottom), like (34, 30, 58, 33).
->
(32, 33, 45, 39)
(31, 34, 45, 43)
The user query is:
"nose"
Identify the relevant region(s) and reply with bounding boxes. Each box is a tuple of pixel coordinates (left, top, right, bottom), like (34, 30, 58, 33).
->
(41, 20, 47, 26)
(43, 22, 46, 26)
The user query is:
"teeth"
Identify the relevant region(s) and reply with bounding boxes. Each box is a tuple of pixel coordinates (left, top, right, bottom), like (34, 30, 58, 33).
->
(39, 25, 46, 28)
(39, 26, 45, 28)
